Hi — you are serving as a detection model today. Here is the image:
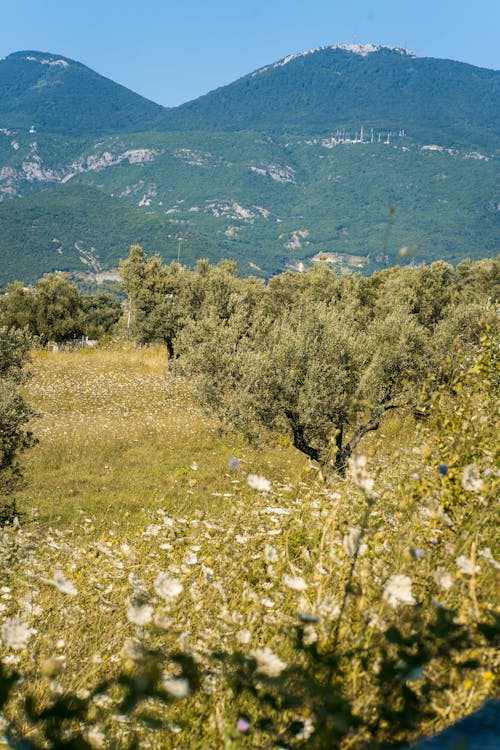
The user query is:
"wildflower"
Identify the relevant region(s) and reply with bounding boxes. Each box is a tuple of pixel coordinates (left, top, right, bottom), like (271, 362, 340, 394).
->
(1, 618, 33, 649)
(53, 570, 77, 596)
(237, 718, 251, 732)
(295, 717, 315, 740)
(86, 726, 106, 749)
(247, 474, 271, 492)
(438, 464, 448, 476)
(383, 575, 416, 607)
(343, 526, 367, 557)
(237, 629, 252, 644)
(162, 676, 190, 699)
(190, 461, 199, 471)
(126, 602, 153, 626)
(302, 624, 318, 645)
(456, 555, 480, 575)
(154, 572, 183, 601)
(250, 647, 287, 677)
(183, 551, 198, 566)
(229, 457, 240, 469)
(411, 548, 425, 559)
(264, 544, 278, 563)
(478, 548, 500, 570)
(348, 455, 374, 494)
(461, 464, 483, 492)
(434, 567, 453, 590)
(283, 574, 308, 591)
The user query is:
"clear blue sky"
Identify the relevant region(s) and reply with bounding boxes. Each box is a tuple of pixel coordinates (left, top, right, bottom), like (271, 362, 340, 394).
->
(1, 0, 499, 107)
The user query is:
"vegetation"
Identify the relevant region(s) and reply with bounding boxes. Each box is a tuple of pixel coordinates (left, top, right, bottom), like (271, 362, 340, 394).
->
(1, 130, 498, 286)
(158, 46, 500, 150)
(0, 327, 35, 522)
(122, 250, 498, 473)
(0, 51, 164, 136)
(0, 273, 122, 343)
(0, 323, 497, 747)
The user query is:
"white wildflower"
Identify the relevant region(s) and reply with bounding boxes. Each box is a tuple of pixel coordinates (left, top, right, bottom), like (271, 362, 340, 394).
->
(302, 624, 318, 645)
(283, 574, 308, 591)
(461, 464, 483, 492)
(237, 629, 252, 644)
(1, 618, 33, 649)
(183, 551, 198, 566)
(264, 544, 279, 563)
(163, 676, 190, 698)
(250, 647, 287, 677)
(348, 454, 375, 494)
(383, 574, 416, 607)
(126, 602, 153, 626)
(154, 572, 183, 601)
(53, 570, 77, 596)
(247, 474, 271, 492)
(295, 717, 315, 740)
(190, 461, 199, 471)
(343, 526, 367, 557)
(456, 555, 480, 575)
(260, 597, 275, 608)
(478, 548, 500, 570)
(86, 726, 106, 749)
(434, 567, 453, 590)
(262, 506, 289, 515)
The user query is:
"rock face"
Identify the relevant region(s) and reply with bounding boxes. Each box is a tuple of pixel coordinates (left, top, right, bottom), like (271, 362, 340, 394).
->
(407, 701, 500, 750)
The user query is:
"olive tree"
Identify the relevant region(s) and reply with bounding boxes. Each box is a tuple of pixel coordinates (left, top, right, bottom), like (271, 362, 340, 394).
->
(179, 291, 431, 474)
(0, 328, 35, 521)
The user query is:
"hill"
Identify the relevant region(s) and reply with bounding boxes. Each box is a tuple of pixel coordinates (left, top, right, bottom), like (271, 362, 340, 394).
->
(157, 45, 500, 150)
(0, 51, 164, 135)
(0, 184, 215, 285)
(0, 45, 498, 285)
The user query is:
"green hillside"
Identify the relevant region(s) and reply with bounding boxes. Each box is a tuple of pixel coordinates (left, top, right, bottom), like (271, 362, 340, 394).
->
(0, 130, 497, 286)
(0, 51, 164, 135)
(0, 46, 498, 285)
(0, 184, 215, 285)
(158, 46, 500, 150)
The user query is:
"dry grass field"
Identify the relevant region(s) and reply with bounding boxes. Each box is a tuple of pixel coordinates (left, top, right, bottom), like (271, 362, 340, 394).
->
(0, 344, 497, 748)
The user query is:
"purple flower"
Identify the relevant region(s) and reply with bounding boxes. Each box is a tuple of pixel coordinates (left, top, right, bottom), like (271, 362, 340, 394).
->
(229, 457, 240, 470)
(237, 718, 250, 732)
(412, 548, 425, 559)
(438, 464, 448, 476)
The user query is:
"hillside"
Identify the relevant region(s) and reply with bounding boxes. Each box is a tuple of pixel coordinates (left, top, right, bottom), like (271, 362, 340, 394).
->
(0, 51, 164, 135)
(0, 184, 215, 285)
(0, 45, 498, 285)
(157, 45, 500, 150)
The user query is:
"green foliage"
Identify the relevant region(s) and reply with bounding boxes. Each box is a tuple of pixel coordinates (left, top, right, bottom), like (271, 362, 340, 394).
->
(170, 257, 497, 472)
(0, 132, 498, 286)
(0, 327, 35, 518)
(0, 51, 164, 135)
(0, 273, 122, 343)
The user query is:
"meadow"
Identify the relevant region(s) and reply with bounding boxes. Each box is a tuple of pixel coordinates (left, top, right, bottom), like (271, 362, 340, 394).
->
(0, 342, 498, 748)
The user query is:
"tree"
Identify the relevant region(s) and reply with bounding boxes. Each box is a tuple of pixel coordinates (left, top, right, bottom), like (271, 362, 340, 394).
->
(180, 292, 431, 474)
(32, 273, 85, 344)
(0, 328, 35, 521)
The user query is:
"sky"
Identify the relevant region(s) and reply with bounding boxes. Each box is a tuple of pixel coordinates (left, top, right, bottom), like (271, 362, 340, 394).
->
(1, 0, 499, 107)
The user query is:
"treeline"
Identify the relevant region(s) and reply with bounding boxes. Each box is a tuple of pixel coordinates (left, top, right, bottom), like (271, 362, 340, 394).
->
(0, 273, 122, 343)
(121, 246, 499, 473)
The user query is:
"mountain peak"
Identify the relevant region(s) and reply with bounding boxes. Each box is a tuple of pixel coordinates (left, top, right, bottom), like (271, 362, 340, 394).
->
(254, 43, 415, 75)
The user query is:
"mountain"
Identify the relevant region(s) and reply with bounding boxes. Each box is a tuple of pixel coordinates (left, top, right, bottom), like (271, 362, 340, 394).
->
(158, 45, 500, 150)
(0, 46, 498, 287)
(0, 51, 164, 135)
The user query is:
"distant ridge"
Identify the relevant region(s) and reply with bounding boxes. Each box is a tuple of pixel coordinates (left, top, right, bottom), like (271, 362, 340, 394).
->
(0, 51, 164, 135)
(156, 45, 499, 150)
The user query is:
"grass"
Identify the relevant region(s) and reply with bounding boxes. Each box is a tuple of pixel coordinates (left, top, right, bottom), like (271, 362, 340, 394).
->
(18, 346, 307, 531)
(0, 342, 497, 748)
